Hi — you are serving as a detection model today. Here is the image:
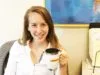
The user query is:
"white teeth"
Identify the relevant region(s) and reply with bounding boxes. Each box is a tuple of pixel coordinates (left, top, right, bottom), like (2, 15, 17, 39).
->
(34, 33, 45, 39)
(37, 34, 44, 39)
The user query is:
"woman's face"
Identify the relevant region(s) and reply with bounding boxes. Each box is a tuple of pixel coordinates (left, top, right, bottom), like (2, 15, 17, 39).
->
(28, 12, 49, 43)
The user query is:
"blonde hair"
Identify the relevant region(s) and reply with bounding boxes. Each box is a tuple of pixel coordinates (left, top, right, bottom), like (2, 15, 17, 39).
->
(19, 6, 60, 48)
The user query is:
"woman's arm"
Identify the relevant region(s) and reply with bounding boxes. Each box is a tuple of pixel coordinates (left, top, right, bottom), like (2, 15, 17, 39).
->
(60, 64, 68, 75)
(4, 54, 17, 75)
(4, 42, 18, 75)
(59, 50, 69, 75)
(54, 49, 68, 75)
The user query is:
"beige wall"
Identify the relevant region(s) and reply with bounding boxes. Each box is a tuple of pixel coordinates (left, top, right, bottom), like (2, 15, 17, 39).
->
(0, 0, 90, 75)
(55, 25, 89, 75)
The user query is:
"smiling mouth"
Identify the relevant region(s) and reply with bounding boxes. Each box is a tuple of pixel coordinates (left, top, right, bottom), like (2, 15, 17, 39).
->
(36, 34, 44, 39)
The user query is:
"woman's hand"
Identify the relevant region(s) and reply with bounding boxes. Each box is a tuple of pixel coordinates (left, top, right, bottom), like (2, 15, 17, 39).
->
(51, 50, 68, 75)
(59, 50, 68, 67)
(59, 50, 68, 75)
(51, 50, 68, 67)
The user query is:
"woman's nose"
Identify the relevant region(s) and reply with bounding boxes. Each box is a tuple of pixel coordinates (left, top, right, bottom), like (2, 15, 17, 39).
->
(37, 26, 42, 33)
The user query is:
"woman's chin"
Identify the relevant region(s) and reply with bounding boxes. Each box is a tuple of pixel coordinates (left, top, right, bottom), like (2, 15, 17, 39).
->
(35, 39, 46, 44)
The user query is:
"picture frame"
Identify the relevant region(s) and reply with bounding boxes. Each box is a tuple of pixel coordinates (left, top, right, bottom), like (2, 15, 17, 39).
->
(45, 0, 94, 25)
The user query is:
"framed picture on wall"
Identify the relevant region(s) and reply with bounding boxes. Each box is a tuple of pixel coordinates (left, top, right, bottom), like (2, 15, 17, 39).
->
(45, 0, 95, 24)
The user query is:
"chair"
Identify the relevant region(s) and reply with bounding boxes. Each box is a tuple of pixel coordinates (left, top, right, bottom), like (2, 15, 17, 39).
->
(0, 40, 15, 75)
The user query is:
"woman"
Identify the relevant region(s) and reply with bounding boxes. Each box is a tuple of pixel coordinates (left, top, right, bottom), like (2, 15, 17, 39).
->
(4, 6, 68, 75)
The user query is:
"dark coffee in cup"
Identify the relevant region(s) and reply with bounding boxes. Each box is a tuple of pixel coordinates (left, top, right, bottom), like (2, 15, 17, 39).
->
(45, 48, 60, 54)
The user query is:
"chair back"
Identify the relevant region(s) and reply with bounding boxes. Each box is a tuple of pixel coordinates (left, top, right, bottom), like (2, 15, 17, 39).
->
(0, 40, 15, 75)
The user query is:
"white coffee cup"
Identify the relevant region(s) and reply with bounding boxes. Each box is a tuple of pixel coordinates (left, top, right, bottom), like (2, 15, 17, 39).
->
(45, 48, 60, 70)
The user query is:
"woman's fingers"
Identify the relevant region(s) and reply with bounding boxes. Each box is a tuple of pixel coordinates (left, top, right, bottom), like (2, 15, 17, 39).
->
(50, 50, 68, 66)
(59, 50, 68, 66)
(51, 57, 59, 62)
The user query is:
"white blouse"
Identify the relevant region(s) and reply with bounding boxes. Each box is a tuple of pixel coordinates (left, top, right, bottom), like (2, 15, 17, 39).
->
(4, 41, 60, 75)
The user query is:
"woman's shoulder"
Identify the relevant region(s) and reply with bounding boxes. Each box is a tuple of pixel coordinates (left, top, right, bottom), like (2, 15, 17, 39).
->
(11, 40, 21, 48)
(12, 40, 25, 47)
(10, 40, 25, 54)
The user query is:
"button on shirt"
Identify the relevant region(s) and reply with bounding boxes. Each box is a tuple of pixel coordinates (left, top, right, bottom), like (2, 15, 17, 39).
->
(4, 41, 60, 75)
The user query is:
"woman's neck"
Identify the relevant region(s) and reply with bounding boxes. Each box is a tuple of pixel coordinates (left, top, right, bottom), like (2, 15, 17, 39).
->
(30, 41, 49, 51)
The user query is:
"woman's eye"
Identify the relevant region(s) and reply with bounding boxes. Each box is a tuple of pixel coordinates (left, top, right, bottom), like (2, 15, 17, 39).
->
(31, 24, 37, 27)
(41, 23, 47, 27)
